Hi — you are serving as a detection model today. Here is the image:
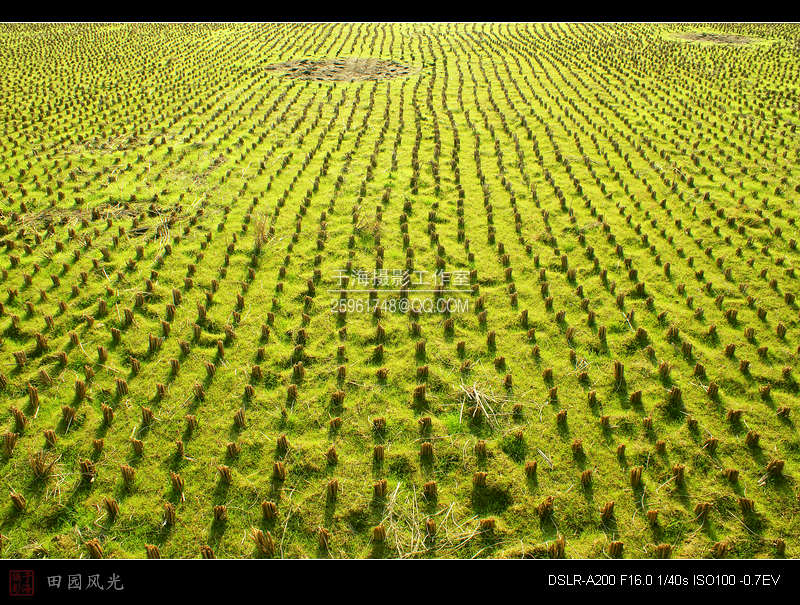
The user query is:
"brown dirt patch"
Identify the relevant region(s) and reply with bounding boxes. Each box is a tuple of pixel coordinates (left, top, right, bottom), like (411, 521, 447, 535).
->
(676, 32, 754, 45)
(265, 58, 416, 81)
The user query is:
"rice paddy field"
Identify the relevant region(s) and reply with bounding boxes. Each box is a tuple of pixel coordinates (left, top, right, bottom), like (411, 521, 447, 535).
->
(0, 22, 799, 559)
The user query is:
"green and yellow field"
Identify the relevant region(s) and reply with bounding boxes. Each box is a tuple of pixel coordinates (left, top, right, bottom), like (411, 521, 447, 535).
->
(0, 22, 798, 559)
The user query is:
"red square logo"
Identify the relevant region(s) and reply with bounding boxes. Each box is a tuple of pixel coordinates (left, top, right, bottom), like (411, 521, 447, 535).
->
(9, 570, 34, 597)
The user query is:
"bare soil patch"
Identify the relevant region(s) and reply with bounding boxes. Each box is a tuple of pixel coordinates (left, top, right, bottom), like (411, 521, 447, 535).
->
(265, 58, 416, 81)
(676, 32, 754, 45)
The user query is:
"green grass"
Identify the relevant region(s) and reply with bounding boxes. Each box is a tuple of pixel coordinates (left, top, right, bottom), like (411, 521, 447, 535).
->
(0, 22, 798, 559)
